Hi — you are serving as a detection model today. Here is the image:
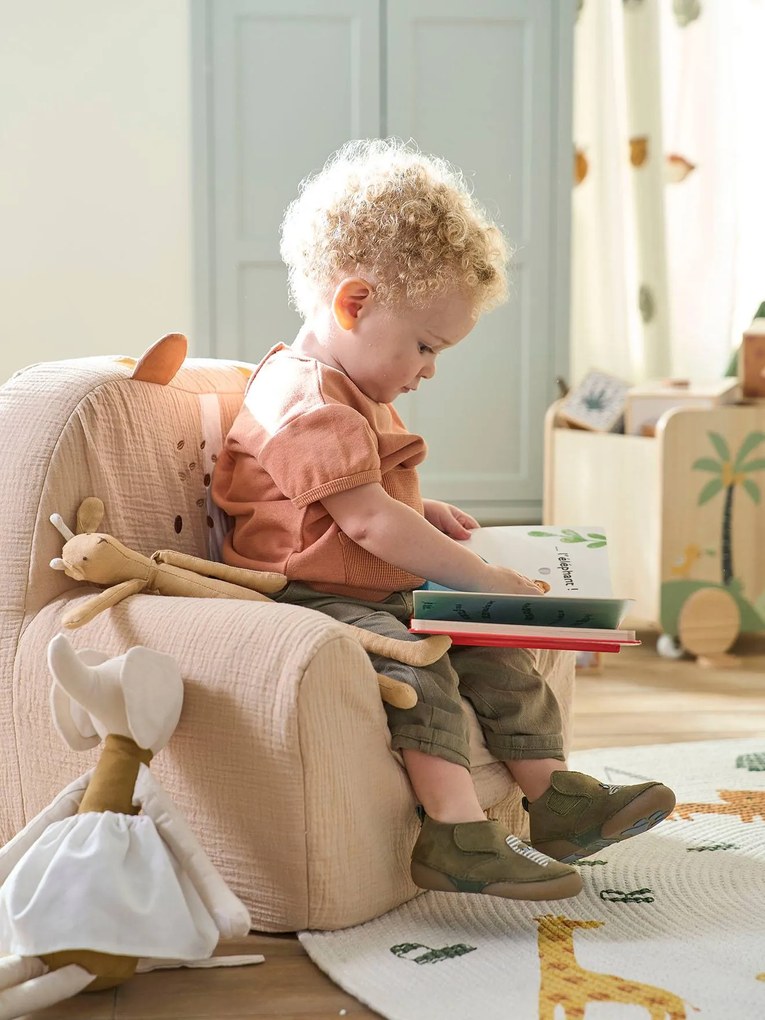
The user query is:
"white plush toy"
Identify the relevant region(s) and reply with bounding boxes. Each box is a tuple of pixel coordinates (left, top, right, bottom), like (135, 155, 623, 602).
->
(0, 633, 260, 1020)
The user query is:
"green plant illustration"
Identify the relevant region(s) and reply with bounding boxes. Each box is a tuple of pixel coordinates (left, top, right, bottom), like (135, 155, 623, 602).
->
(528, 529, 607, 549)
(692, 430, 765, 586)
(583, 389, 608, 411)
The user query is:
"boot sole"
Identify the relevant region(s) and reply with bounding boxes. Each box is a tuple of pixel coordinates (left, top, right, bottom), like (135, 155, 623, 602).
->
(533, 784, 677, 864)
(410, 861, 583, 900)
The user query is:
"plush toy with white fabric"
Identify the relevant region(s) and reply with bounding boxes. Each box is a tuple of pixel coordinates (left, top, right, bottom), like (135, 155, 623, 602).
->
(0, 633, 260, 1020)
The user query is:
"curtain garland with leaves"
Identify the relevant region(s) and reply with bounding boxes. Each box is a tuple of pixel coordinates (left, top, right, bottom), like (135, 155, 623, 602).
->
(571, 0, 765, 386)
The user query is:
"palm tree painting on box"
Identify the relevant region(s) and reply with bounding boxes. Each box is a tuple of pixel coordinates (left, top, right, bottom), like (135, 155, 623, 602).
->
(660, 429, 765, 640)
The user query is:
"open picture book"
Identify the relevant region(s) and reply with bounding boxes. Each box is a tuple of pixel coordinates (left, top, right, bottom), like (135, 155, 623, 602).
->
(409, 525, 639, 653)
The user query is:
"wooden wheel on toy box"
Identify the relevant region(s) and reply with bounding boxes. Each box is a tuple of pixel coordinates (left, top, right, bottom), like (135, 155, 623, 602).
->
(657, 587, 741, 668)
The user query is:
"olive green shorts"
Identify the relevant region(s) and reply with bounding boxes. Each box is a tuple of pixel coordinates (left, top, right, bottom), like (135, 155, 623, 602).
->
(275, 583, 565, 770)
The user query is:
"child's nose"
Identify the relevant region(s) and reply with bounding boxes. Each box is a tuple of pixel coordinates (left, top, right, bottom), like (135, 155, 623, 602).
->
(419, 362, 436, 380)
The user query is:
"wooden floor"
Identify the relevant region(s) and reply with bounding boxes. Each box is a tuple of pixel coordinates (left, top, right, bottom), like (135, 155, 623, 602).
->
(27, 632, 765, 1020)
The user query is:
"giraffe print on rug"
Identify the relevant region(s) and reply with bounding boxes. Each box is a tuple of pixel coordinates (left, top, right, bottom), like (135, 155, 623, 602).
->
(673, 790, 765, 824)
(535, 915, 692, 1019)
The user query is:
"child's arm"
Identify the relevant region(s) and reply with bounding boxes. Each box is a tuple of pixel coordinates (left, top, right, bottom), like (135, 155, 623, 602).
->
(323, 483, 541, 594)
(422, 499, 479, 540)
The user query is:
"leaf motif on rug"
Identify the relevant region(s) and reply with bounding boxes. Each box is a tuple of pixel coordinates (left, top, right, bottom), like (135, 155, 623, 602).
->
(737, 751, 765, 772)
(535, 915, 693, 1019)
(686, 842, 740, 852)
(599, 886, 655, 903)
(390, 942, 477, 965)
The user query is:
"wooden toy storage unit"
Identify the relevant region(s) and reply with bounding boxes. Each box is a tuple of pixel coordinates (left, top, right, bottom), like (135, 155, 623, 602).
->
(543, 400, 765, 663)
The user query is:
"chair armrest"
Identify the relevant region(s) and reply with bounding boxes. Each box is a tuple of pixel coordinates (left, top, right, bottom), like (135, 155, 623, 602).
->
(17, 592, 412, 930)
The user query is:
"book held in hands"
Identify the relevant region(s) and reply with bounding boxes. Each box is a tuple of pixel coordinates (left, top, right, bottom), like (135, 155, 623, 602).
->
(409, 526, 639, 653)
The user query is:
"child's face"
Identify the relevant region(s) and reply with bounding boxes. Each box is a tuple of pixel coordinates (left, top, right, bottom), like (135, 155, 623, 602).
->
(334, 283, 478, 404)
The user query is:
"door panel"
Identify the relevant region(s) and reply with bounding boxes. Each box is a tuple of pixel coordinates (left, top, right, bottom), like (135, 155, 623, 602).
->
(387, 0, 555, 516)
(208, 0, 380, 360)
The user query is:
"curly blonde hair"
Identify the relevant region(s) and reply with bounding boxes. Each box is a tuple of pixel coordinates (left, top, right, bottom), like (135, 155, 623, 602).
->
(280, 138, 510, 318)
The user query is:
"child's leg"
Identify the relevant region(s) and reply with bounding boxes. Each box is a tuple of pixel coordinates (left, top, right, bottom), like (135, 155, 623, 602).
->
(504, 758, 567, 801)
(402, 750, 581, 899)
(402, 748, 485, 822)
(276, 584, 478, 802)
(453, 645, 676, 863)
(452, 644, 567, 765)
(276, 584, 581, 899)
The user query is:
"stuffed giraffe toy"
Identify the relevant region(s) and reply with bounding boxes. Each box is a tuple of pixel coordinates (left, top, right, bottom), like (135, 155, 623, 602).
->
(0, 633, 262, 1020)
(49, 495, 451, 710)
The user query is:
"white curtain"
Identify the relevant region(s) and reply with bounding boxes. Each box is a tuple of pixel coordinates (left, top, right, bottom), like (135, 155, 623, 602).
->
(571, 0, 765, 385)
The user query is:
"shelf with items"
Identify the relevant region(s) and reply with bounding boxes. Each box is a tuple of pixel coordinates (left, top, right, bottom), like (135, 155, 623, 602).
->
(543, 399, 765, 665)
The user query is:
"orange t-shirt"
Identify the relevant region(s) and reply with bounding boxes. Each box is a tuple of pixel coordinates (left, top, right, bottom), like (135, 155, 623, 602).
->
(212, 344, 428, 600)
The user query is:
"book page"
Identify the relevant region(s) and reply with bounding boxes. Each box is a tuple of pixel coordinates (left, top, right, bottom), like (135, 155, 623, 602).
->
(460, 525, 613, 597)
(409, 619, 635, 641)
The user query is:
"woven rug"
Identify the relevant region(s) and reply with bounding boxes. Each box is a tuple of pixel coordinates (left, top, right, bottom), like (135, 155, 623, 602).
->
(299, 738, 765, 1019)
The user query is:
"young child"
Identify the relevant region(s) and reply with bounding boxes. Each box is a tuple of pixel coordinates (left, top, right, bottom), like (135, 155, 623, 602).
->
(212, 139, 675, 902)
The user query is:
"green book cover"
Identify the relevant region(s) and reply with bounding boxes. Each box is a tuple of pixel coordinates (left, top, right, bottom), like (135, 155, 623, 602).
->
(412, 591, 631, 629)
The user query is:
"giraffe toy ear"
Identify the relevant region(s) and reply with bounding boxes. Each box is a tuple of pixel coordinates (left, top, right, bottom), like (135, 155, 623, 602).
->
(76, 497, 105, 535)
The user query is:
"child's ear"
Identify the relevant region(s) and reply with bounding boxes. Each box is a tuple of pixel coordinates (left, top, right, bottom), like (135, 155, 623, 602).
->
(332, 277, 373, 330)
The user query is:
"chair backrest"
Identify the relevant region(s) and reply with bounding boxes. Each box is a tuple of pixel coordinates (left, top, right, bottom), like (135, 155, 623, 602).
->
(0, 352, 251, 842)
(0, 353, 249, 634)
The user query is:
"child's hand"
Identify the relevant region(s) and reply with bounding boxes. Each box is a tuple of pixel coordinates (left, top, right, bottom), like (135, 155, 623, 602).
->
(423, 499, 479, 540)
(482, 565, 550, 596)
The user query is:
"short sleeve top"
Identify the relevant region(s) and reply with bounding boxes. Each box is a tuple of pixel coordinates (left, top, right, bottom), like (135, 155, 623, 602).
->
(212, 344, 428, 600)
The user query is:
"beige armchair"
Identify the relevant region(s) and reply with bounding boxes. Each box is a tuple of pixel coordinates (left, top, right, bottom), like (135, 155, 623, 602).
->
(0, 347, 575, 932)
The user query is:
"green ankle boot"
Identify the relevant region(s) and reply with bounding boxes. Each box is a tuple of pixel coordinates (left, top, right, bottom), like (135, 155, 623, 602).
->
(526, 771, 676, 863)
(410, 816, 583, 901)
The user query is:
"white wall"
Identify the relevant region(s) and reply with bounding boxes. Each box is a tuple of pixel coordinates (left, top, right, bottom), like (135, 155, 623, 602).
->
(0, 1, 192, 384)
